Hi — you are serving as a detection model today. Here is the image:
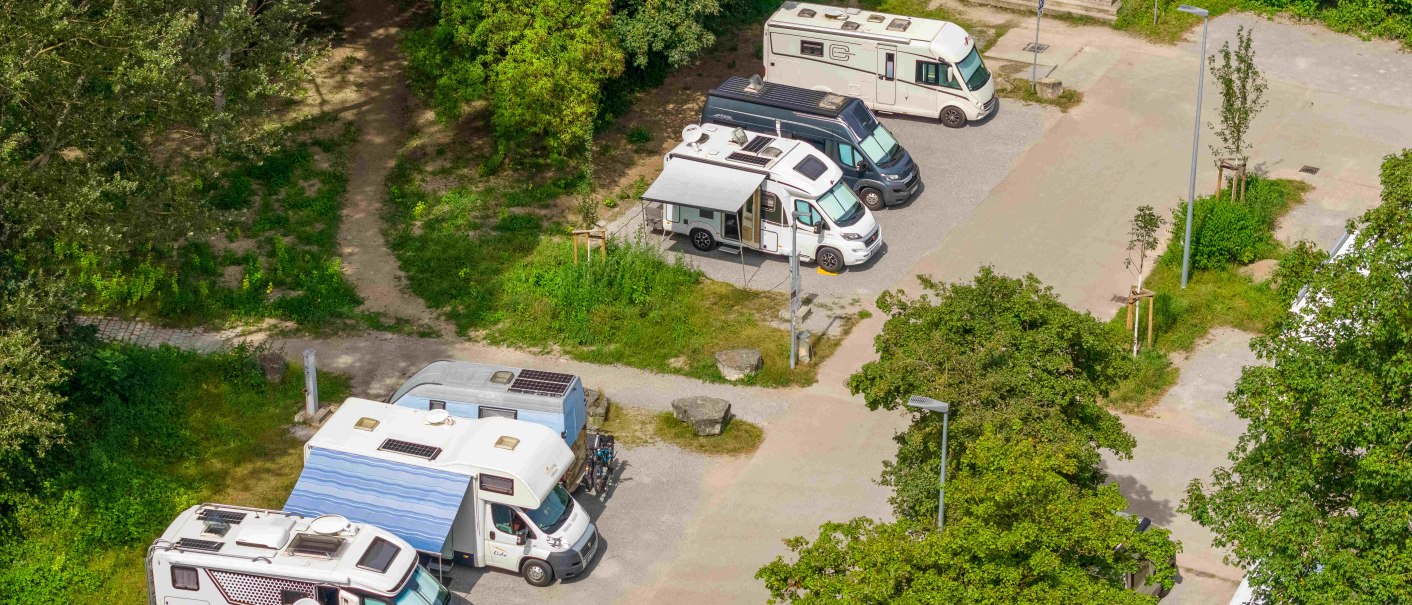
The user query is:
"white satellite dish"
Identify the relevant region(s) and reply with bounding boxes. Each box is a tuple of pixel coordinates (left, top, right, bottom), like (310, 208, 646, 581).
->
(681, 124, 704, 144)
(293, 599, 320, 605)
(425, 408, 451, 425)
(823, 7, 846, 19)
(309, 514, 350, 536)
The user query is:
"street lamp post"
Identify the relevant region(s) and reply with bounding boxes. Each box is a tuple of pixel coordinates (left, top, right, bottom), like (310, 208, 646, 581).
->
(789, 210, 810, 369)
(907, 395, 951, 531)
(1178, 4, 1210, 289)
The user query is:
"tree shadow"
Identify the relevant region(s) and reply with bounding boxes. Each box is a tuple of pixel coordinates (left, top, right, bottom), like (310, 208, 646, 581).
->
(1107, 473, 1178, 527)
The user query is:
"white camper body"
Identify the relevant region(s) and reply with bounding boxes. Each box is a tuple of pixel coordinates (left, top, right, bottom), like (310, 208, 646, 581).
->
(285, 398, 599, 587)
(646, 123, 882, 273)
(146, 504, 449, 605)
(763, 1, 997, 127)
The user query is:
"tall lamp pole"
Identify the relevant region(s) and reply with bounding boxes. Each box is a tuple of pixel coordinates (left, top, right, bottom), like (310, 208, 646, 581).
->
(789, 210, 810, 369)
(1178, 4, 1210, 289)
(907, 395, 952, 531)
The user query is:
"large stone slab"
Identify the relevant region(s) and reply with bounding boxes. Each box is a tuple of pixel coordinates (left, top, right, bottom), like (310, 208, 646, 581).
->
(715, 348, 762, 382)
(671, 396, 732, 436)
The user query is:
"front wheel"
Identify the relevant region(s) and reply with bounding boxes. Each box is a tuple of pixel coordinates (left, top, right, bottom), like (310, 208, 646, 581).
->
(816, 247, 845, 273)
(940, 106, 968, 128)
(859, 187, 884, 211)
(522, 559, 555, 587)
(690, 228, 716, 252)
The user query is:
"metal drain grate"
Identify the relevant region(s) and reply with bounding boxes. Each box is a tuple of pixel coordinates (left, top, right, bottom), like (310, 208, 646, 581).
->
(1299, 165, 1321, 175)
(1024, 43, 1050, 53)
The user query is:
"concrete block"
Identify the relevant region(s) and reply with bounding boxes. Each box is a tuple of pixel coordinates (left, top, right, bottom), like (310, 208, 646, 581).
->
(1037, 78, 1065, 100)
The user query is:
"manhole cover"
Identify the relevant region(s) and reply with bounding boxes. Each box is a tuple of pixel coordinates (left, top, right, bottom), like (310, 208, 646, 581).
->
(1024, 42, 1050, 53)
(1299, 165, 1321, 175)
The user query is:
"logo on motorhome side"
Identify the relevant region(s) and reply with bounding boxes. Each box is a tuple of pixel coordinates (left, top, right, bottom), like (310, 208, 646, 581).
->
(829, 45, 852, 61)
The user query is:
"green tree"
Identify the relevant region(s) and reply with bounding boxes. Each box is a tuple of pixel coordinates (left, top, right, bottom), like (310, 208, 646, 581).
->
(757, 430, 1178, 604)
(406, 0, 624, 157)
(848, 268, 1135, 521)
(612, 0, 721, 70)
(1208, 26, 1267, 163)
(1125, 205, 1165, 355)
(1182, 150, 1412, 604)
(0, 329, 69, 490)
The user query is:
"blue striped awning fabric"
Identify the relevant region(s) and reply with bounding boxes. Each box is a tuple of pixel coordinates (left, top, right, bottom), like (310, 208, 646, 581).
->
(284, 447, 471, 554)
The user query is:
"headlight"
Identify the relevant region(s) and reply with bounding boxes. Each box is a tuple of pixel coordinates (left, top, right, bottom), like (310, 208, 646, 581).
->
(842, 232, 863, 241)
(884, 173, 903, 181)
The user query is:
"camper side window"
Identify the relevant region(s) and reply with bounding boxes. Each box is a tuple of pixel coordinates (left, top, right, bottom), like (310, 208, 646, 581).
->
(800, 40, 823, 57)
(917, 62, 961, 89)
(171, 565, 199, 591)
(793, 200, 822, 226)
(761, 194, 785, 226)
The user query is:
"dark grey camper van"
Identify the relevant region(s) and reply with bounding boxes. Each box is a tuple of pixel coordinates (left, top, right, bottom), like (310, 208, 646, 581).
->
(702, 75, 920, 210)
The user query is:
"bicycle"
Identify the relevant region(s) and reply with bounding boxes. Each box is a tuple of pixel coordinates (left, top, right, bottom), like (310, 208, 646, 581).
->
(583, 429, 616, 494)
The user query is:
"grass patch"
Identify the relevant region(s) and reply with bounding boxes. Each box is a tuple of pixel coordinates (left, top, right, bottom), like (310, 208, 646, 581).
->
(0, 344, 349, 605)
(654, 412, 765, 456)
(1113, 0, 1412, 48)
(997, 83, 1085, 112)
(1104, 176, 1304, 411)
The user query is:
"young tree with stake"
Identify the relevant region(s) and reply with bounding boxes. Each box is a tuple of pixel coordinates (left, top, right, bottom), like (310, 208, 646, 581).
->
(1208, 26, 1267, 200)
(1124, 206, 1164, 355)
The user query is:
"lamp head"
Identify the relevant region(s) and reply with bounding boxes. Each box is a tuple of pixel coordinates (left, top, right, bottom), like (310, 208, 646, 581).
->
(1177, 4, 1209, 17)
(907, 395, 950, 414)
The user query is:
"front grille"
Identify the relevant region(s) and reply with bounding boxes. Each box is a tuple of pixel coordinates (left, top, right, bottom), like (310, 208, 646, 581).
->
(984, 97, 998, 113)
(863, 229, 879, 247)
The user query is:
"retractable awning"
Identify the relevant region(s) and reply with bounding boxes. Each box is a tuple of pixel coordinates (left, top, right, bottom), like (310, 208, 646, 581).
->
(284, 447, 470, 554)
(641, 158, 765, 213)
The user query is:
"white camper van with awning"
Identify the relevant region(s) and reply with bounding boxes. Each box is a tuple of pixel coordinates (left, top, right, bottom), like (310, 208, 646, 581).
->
(284, 398, 599, 587)
(146, 504, 449, 605)
(763, 1, 997, 128)
(645, 123, 882, 273)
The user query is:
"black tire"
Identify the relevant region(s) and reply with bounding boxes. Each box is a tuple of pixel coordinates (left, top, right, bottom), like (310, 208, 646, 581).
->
(594, 467, 608, 493)
(859, 187, 884, 211)
(690, 228, 716, 252)
(940, 106, 967, 128)
(521, 559, 555, 587)
(816, 247, 845, 273)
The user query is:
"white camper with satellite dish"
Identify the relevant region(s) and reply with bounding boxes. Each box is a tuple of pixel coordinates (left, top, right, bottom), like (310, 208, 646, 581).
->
(284, 398, 599, 587)
(646, 123, 882, 273)
(146, 504, 450, 605)
(763, 1, 996, 127)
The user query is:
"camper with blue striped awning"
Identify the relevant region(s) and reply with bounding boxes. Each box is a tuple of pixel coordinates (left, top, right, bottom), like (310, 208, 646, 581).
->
(284, 398, 599, 587)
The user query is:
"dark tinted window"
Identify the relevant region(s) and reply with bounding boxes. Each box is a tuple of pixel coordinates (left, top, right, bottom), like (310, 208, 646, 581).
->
(356, 537, 401, 573)
(794, 156, 828, 180)
(801, 40, 823, 57)
(429, 400, 446, 411)
(762, 194, 784, 225)
(481, 474, 515, 496)
(478, 406, 517, 419)
(172, 566, 199, 590)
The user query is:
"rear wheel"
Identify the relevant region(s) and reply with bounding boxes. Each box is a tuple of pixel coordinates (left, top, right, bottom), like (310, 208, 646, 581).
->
(690, 228, 716, 251)
(940, 106, 967, 128)
(522, 559, 555, 587)
(816, 247, 845, 273)
(859, 187, 884, 211)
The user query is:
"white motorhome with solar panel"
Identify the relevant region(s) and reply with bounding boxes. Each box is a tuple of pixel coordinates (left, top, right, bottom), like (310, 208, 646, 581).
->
(146, 504, 449, 605)
(386, 361, 590, 489)
(763, 1, 997, 128)
(645, 123, 882, 273)
(284, 398, 599, 587)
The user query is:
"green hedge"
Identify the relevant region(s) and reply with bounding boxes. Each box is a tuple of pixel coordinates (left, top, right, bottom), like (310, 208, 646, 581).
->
(1163, 176, 1305, 270)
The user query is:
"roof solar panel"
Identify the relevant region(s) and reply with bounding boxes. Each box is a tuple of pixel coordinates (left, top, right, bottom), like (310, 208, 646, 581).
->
(508, 370, 576, 397)
(742, 135, 775, 153)
(379, 438, 442, 460)
(727, 152, 772, 166)
(177, 538, 224, 552)
(197, 509, 248, 525)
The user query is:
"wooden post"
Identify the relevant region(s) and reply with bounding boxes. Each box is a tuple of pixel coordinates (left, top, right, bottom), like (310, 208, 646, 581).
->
(1215, 161, 1224, 200)
(1126, 286, 1135, 331)
(572, 235, 579, 264)
(1147, 291, 1155, 349)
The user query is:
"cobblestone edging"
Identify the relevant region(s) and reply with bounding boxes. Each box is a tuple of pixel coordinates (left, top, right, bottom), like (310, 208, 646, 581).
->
(77, 317, 233, 353)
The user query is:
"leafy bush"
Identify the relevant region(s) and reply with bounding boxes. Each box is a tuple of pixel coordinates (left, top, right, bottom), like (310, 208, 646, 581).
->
(626, 125, 653, 144)
(1164, 176, 1303, 270)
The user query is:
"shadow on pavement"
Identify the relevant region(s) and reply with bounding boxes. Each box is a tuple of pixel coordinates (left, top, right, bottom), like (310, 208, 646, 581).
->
(1108, 473, 1178, 527)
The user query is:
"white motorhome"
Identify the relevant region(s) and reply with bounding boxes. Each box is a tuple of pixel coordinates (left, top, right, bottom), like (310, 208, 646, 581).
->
(645, 123, 883, 273)
(146, 504, 449, 605)
(763, 1, 997, 128)
(285, 398, 599, 587)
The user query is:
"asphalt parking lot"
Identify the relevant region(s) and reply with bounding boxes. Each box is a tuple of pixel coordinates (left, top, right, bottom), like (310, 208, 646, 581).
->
(608, 102, 1052, 306)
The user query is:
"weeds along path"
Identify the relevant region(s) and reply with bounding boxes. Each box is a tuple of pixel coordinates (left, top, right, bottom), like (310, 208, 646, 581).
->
(323, 0, 448, 335)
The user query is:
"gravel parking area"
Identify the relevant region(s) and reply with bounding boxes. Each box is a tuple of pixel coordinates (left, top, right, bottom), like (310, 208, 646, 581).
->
(607, 102, 1051, 306)
(447, 443, 717, 604)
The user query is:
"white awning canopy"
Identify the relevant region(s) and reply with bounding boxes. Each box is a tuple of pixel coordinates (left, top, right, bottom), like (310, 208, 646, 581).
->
(641, 158, 765, 213)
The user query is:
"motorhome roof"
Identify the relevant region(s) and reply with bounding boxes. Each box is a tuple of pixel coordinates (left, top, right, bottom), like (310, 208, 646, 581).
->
(153, 504, 416, 595)
(768, 1, 975, 62)
(387, 360, 579, 414)
(663, 124, 841, 198)
(710, 75, 863, 119)
(309, 398, 573, 498)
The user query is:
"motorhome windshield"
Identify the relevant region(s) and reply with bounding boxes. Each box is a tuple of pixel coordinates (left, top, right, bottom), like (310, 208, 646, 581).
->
(385, 568, 449, 605)
(858, 123, 900, 165)
(817, 183, 866, 227)
(524, 485, 573, 534)
(957, 47, 991, 91)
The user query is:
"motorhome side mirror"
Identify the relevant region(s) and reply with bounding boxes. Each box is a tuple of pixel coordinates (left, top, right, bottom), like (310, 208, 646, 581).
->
(856, 161, 867, 171)
(515, 535, 526, 546)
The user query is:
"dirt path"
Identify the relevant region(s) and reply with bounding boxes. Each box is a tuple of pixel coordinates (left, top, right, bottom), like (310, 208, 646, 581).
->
(325, 0, 448, 334)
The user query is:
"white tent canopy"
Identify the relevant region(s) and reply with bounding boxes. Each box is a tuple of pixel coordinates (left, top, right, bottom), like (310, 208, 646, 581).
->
(641, 159, 764, 212)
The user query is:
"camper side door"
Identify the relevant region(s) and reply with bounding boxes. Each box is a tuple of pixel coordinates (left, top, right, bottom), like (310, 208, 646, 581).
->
(483, 501, 531, 572)
(790, 199, 826, 260)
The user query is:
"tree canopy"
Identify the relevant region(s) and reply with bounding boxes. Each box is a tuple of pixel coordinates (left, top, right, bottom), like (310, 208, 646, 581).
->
(1183, 150, 1412, 604)
(848, 268, 1135, 520)
(757, 430, 1178, 604)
